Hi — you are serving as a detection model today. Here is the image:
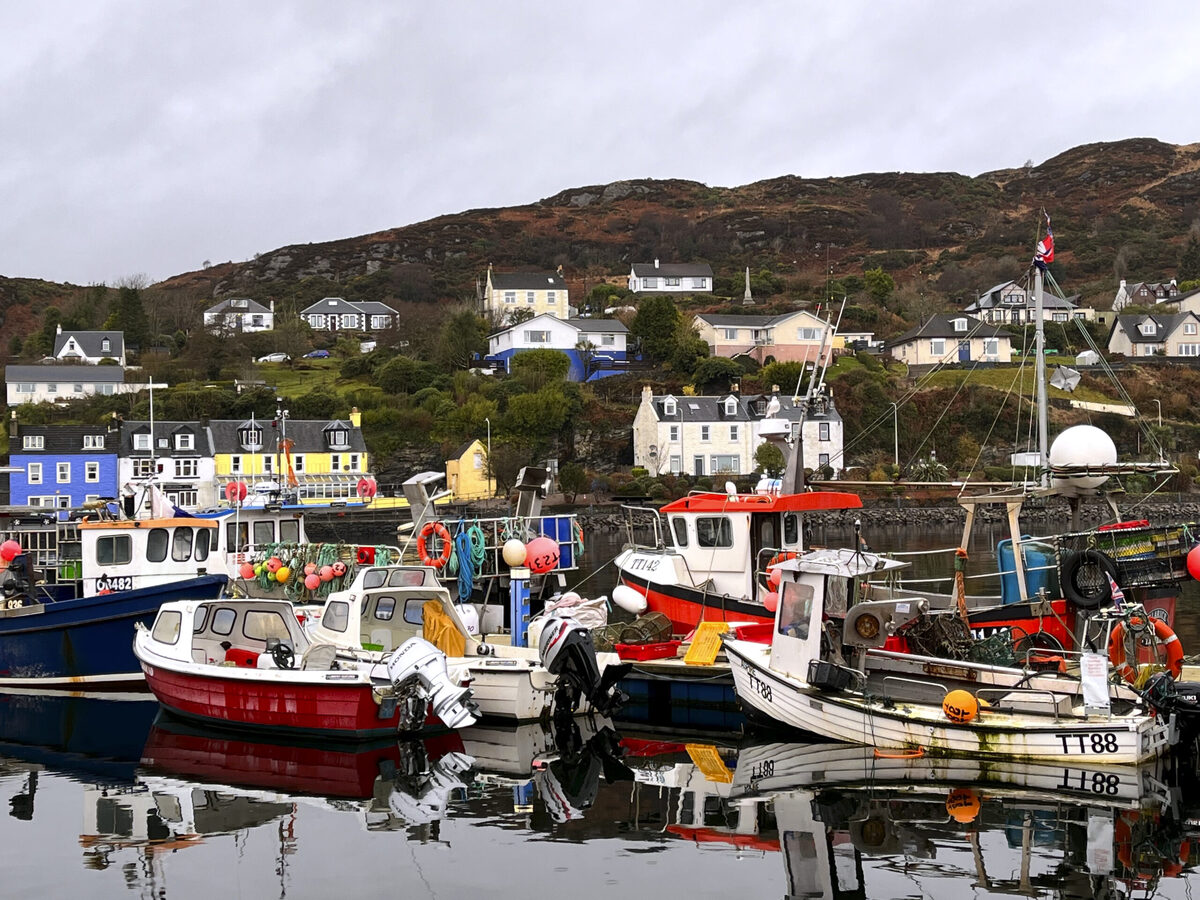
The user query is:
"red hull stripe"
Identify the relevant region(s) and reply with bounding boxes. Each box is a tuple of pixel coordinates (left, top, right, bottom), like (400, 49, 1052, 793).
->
(618, 573, 771, 636)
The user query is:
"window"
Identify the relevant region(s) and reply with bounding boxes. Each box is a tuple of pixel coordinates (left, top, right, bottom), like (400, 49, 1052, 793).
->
(293, 454, 305, 473)
(132, 459, 155, 478)
(819, 453, 830, 468)
(152, 611, 182, 644)
(86, 462, 99, 482)
(643, 277, 658, 289)
(311, 314, 326, 328)
(930, 339, 946, 356)
(253, 522, 275, 546)
(375, 597, 396, 621)
(211, 608, 236, 635)
(239, 427, 263, 450)
(134, 434, 151, 451)
(662, 398, 676, 416)
(1052, 312, 1068, 322)
(28, 463, 42, 485)
(147, 529, 169, 563)
(665, 277, 680, 287)
(171, 490, 198, 509)
(819, 422, 830, 441)
(323, 601, 350, 633)
(328, 428, 349, 448)
(473, 451, 483, 470)
(330, 454, 342, 473)
(251, 315, 263, 327)
(1139, 321, 1157, 336)
(230, 455, 243, 474)
(730, 425, 739, 441)
(243, 610, 295, 643)
(668, 425, 679, 442)
(526, 291, 535, 305)
(47, 383, 56, 394)
(778, 581, 813, 640)
(347, 453, 361, 472)
(1180, 344, 1200, 357)
(1186, 323, 1198, 335)
(669, 455, 681, 474)
(724, 398, 737, 416)
(96, 535, 132, 565)
(798, 327, 819, 341)
(692, 278, 707, 289)
(601, 334, 615, 346)
(22, 435, 44, 450)
(696, 517, 733, 548)
(547, 291, 556, 304)
(700, 425, 710, 441)
(711, 455, 740, 474)
(17, 383, 34, 393)
(524, 330, 551, 343)
(101, 338, 111, 353)
(341, 314, 357, 329)
(723, 328, 738, 340)
(175, 459, 198, 478)
(504, 291, 516, 305)
(227, 521, 249, 553)
(783, 513, 799, 545)
(83, 434, 104, 449)
(262, 455, 274, 474)
(953, 319, 967, 332)
(670, 517, 689, 548)
(171, 528, 193, 561)
(100, 384, 115, 395)
(983, 338, 999, 357)
(175, 433, 194, 451)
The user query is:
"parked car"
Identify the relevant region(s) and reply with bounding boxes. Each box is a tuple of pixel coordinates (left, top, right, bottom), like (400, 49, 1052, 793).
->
(256, 352, 290, 363)
(304, 349, 330, 358)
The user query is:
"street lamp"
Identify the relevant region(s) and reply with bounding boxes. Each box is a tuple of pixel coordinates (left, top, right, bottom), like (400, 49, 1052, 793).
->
(890, 402, 899, 471)
(484, 417, 493, 497)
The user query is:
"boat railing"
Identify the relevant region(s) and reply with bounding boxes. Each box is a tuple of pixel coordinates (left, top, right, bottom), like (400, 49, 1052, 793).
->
(620, 505, 665, 551)
(396, 513, 584, 579)
(974, 687, 1070, 720)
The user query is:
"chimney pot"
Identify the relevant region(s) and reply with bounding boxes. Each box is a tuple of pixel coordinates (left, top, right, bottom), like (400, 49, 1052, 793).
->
(654, 258, 659, 269)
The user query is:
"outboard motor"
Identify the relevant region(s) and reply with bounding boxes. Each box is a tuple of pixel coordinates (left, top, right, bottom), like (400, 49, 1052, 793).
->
(0, 554, 32, 606)
(534, 719, 633, 823)
(537, 616, 630, 719)
(386, 637, 478, 731)
(388, 746, 476, 826)
(1143, 672, 1200, 747)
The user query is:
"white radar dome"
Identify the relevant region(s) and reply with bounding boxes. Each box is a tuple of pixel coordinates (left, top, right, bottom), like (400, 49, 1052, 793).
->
(1048, 425, 1117, 495)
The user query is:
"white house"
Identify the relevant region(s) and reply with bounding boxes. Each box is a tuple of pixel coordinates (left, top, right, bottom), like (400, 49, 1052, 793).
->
(631, 385, 844, 478)
(965, 281, 1094, 324)
(299, 298, 398, 332)
(487, 314, 628, 381)
(1108, 312, 1200, 358)
(117, 421, 218, 511)
(203, 298, 275, 333)
(628, 260, 714, 294)
(5, 365, 161, 406)
(887, 314, 1014, 366)
(481, 266, 571, 324)
(52, 328, 126, 365)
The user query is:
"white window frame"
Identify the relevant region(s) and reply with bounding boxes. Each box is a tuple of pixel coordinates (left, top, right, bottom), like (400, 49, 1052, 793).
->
(175, 433, 194, 451)
(1186, 322, 1198, 335)
(293, 454, 306, 473)
(134, 434, 151, 451)
(700, 425, 710, 442)
(724, 398, 737, 415)
(819, 422, 830, 441)
(22, 435, 44, 450)
(230, 455, 243, 474)
(692, 277, 707, 289)
(526, 291, 536, 305)
(504, 291, 516, 305)
(930, 339, 946, 356)
(952, 319, 968, 332)
(132, 458, 155, 478)
(331, 454, 342, 472)
(86, 461, 100, 483)
(730, 425, 739, 441)
(28, 462, 42, 485)
(668, 425, 679, 442)
(57, 462, 70, 483)
(347, 453, 361, 471)
(83, 434, 105, 449)
(663, 398, 677, 416)
(723, 328, 738, 340)
(175, 458, 198, 479)
(643, 277, 658, 289)
(547, 291, 557, 304)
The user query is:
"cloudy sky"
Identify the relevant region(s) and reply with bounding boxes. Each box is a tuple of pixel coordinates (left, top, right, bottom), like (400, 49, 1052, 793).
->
(3, 1, 1199, 286)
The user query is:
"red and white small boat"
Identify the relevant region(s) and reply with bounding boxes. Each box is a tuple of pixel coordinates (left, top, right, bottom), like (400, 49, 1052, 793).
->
(134, 596, 477, 738)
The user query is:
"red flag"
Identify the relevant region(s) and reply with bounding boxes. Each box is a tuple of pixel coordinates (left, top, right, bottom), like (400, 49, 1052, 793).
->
(1034, 215, 1054, 270)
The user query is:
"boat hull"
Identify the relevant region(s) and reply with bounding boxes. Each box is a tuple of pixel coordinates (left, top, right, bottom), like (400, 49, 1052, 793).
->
(724, 639, 1170, 764)
(618, 569, 770, 636)
(0, 575, 228, 687)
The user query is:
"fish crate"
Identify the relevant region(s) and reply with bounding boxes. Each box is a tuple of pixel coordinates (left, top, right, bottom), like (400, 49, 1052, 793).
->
(1055, 521, 1197, 589)
(807, 660, 857, 692)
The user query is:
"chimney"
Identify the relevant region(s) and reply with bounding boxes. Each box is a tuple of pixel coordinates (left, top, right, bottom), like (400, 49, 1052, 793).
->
(9, 410, 17, 440)
(1120, 279, 1126, 288)
(771, 384, 780, 393)
(56, 324, 62, 335)
(556, 264, 563, 276)
(654, 258, 659, 269)
(731, 383, 740, 394)
(349, 406, 362, 428)
(641, 385, 653, 404)
(269, 300, 275, 313)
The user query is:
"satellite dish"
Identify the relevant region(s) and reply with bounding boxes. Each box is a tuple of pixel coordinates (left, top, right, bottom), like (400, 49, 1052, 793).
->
(1050, 366, 1081, 393)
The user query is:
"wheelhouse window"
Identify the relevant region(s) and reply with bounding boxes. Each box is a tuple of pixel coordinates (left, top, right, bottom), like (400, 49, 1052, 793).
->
(323, 601, 350, 633)
(375, 597, 396, 621)
(783, 513, 799, 545)
(147, 528, 169, 563)
(211, 607, 236, 635)
(279, 520, 300, 543)
(671, 517, 688, 548)
(777, 581, 813, 639)
(195, 529, 210, 561)
(253, 522, 275, 546)
(696, 516, 733, 548)
(171, 528, 194, 561)
(96, 535, 132, 565)
(243, 610, 294, 642)
(152, 610, 182, 644)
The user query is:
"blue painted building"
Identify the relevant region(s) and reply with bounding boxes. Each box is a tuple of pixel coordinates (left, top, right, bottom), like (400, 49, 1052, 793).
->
(486, 315, 630, 382)
(8, 425, 119, 510)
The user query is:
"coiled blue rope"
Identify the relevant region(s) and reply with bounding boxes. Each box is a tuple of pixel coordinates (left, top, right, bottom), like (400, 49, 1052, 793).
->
(455, 521, 475, 599)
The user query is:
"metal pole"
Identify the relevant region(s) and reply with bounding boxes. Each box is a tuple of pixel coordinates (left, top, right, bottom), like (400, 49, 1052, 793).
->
(485, 417, 493, 497)
(1153, 399, 1161, 428)
(891, 402, 899, 470)
(1033, 266, 1049, 488)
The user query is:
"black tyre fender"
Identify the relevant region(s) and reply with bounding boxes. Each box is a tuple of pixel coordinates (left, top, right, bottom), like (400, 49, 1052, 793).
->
(1060, 549, 1118, 609)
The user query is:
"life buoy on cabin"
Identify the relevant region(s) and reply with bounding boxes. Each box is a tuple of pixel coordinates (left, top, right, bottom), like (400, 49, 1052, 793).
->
(767, 550, 799, 569)
(417, 522, 453, 569)
(1108, 616, 1184, 684)
(1060, 549, 1119, 609)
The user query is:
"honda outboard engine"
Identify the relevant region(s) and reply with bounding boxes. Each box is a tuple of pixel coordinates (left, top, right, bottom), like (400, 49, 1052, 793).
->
(387, 637, 478, 731)
(537, 616, 630, 719)
(388, 746, 476, 826)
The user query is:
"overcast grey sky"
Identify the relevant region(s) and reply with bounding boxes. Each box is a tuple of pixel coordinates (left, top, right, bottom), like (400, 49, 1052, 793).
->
(3, 1, 1199, 286)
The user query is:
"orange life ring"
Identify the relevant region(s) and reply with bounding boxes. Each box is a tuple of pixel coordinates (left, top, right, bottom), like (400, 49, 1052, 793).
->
(1108, 616, 1184, 684)
(417, 522, 453, 569)
(767, 550, 798, 568)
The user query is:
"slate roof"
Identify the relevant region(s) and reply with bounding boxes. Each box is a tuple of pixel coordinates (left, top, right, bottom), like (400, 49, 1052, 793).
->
(53, 331, 124, 359)
(5, 365, 126, 383)
(205, 297, 271, 314)
(569, 317, 628, 333)
(630, 262, 714, 279)
(649, 393, 840, 424)
(489, 272, 567, 291)
(13, 425, 111, 454)
(887, 314, 1009, 346)
(1113, 313, 1200, 343)
(967, 283, 1079, 311)
(207, 418, 368, 454)
(695, 311, 822, 328)
(118, 421, 215, 457)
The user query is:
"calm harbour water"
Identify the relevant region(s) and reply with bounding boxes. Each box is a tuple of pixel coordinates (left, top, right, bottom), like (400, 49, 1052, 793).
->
(4, 521, 1200, 899)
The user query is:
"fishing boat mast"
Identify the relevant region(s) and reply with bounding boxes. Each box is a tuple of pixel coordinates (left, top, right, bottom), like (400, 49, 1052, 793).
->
(1033, 263, 1049, 487)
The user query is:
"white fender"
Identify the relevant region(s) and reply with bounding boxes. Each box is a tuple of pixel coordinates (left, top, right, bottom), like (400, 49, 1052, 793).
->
(612, 584, 648, 615)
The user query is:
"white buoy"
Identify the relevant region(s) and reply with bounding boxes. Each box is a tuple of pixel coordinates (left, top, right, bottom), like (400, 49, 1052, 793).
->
(1049, 425, 1117, 495)
(612, 584, 648, 615)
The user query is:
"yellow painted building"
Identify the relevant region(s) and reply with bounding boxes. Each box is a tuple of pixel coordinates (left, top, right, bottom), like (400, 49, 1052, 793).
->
(212, 409, 372, 502)
(483, 265, 570, 325)
(446, 439, 493, 500)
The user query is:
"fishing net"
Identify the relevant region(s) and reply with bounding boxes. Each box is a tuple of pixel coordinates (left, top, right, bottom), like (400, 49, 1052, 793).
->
(898, 614, 974, 661)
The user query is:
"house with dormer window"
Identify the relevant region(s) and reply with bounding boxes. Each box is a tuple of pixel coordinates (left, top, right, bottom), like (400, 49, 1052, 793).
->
(209, 409, 371, 502)
(1112, 279, 1180, 311)
(299, 298, 398, 333)
(52, 327, 126, 365)
(692, 311, 840, 364)
(631, 385, 844, 478)
(887, 314, 1013, 367)
(1108, 312, 1200, 358)
(116, 420, 216, 511)
(203, 298, 275, 333)
(6, 424, 118, 510)
(486, 314, 629, 380)
(965, 281, 1093, 325)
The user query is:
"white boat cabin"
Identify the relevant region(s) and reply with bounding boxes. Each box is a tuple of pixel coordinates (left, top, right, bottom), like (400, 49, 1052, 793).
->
(78, 517, 221, 597)
(147, 597, 316, 669)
